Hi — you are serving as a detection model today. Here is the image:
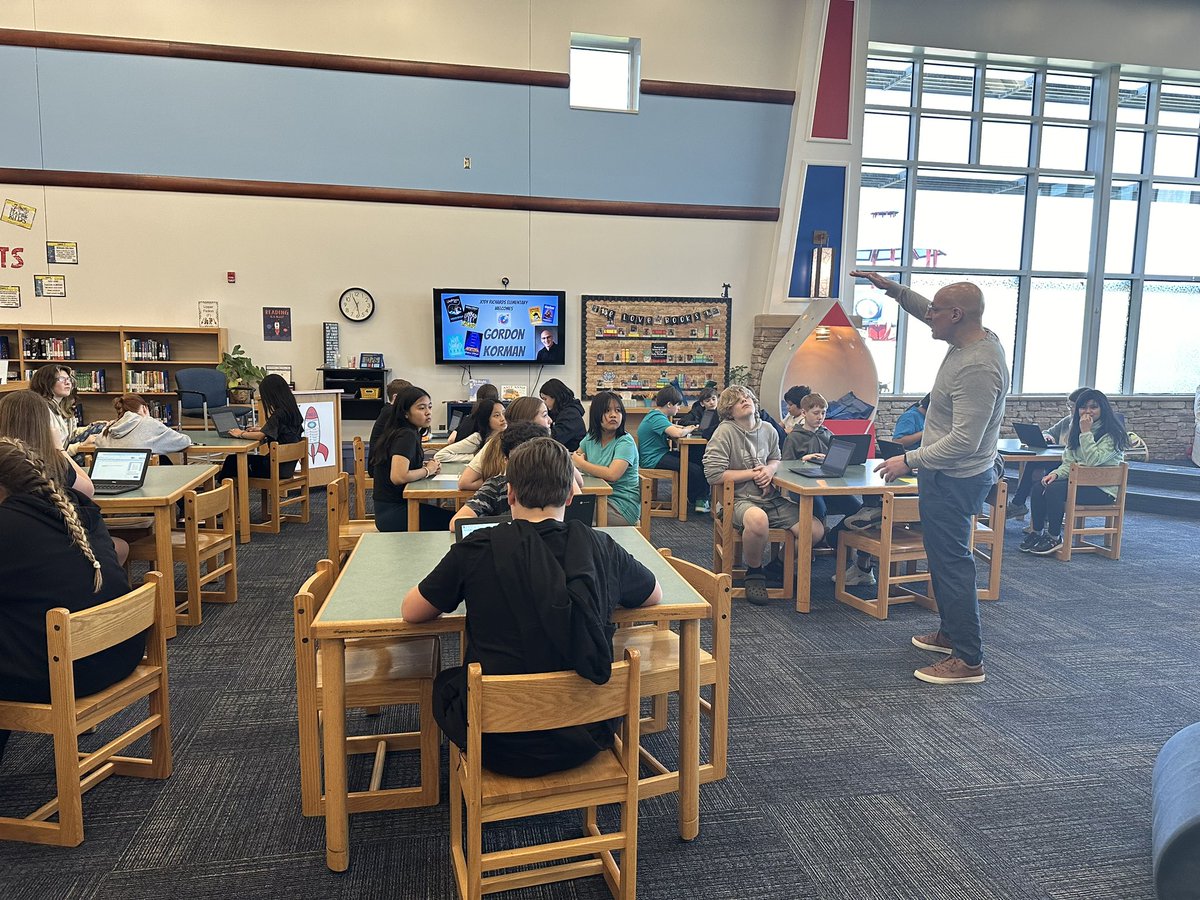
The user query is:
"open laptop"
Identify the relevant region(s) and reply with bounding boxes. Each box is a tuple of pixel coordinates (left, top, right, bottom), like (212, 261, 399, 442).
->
(834, 433, 873, 466)
(564, 493, 597, 525)
(454, 515, 510, 542)
(88, 449, 152, 495)
(211, 409, 242, 437)
(788, 438, 856, 479)
(876, 438, 907, 460)
(697, 408, 717, 434)
(1013, 422, 1063, 449)
(447, 409, 464, 435)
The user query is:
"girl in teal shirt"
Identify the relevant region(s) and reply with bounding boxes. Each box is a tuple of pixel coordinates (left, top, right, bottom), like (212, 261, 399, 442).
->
(572, 391, 641, 526)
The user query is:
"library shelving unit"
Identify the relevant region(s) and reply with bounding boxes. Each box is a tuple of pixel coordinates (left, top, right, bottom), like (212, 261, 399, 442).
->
(0, 323, 226, 425)
(318, 367, 390, 420)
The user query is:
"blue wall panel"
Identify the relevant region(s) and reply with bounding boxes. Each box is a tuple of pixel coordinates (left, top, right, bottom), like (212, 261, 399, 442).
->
(0, 46, 45, 169)
(530, 89, 790, 206)
(789, 164, 847, 298)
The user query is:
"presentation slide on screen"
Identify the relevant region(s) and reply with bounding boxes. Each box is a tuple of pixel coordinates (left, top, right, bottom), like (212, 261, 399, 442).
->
(437, 291, 564, 364)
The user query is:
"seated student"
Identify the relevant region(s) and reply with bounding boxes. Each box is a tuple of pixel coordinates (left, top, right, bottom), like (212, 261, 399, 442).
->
(434, 398, 506, 464)
(0, 437, 139, 765)
(538, 378, 586, 452)
(367, 378, 412, 469)
(679, 386, 721, 440)
(28, 363, 77, 452)
(401, 436, 662, 778)
(0, 391, 95, 499)
(572, 391, 641, 528)
(372, 385, 452, 532)
(447, 422, 551, 529)
(1022, 389, 1127, 556)
(636, 385, 707, 514)
(458, 395, 554, 492)
(704, 385, 818, 606)
(893, 394, 930, 449)
(95, 393, 193, 460)
(1007, 386, 1087, 519)
(781, 384, 813, 434)
(445, 383, 499, 444)
(223, 374, 303, 479)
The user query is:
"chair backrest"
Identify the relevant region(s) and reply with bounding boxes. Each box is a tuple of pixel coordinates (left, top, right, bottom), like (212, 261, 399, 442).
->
(329, 472, 349, 527)
(471, 651, 640, 735)
(184, 478, 235, 531)
(175, 368, 229, 411)
(1069, 461, 1129, 491)
(638, 475, 652, 539)
(46, 571, 165, 666)
(352, 436, 372, 518)
(664, 550, 731, 652)
(294, 559, 336, 644)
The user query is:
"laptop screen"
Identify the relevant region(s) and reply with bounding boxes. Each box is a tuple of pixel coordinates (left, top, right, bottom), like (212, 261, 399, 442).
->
(211, 410, 239, 434)
(822, 439, 856, 473)
(699, 409, 716, 432)
(454, 516, 509, 542)
(90, 449, 150, 482)
(447, 410, 464, 433)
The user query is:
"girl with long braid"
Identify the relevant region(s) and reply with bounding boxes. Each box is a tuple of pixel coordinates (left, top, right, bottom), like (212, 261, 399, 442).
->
(0, 438, 142, 764)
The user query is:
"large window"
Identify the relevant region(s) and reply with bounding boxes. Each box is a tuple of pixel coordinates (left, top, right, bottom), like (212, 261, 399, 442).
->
(570, 34, 641, 113)
(856, 51, 1200, 395)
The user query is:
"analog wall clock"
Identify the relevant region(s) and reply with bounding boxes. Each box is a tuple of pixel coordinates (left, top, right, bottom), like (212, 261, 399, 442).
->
(339, 287, 375, 322)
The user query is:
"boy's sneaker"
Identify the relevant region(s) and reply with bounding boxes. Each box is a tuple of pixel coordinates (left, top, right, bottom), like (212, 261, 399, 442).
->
(743, 573, 770, 606)
(914, 657, 985, 685)
(1019, 531, 1044, 552)
(1030, 533, 1064, 556)
(694, 498, 710, 514)
(842, 506, 883, 531)
(911, 630, 953, 654)
(832, 564, 876, 586)
(1005, 501, 1028, 519)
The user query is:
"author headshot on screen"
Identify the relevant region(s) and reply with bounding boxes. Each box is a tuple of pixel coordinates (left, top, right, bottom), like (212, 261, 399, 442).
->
(536, 328, 562, 364)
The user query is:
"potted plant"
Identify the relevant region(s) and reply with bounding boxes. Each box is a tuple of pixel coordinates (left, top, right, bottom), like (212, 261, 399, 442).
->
(218, 345, 266, 403)
(726, 364, 752, 387)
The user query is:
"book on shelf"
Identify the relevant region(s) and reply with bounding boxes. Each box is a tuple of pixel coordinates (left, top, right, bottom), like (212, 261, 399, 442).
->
(21, 335, 77, 360)
(126, 370, 171, 393)
(123, 338, 171, 361)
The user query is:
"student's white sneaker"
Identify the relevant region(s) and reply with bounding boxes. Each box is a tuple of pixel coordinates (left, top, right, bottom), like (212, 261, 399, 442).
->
(833, 565, 876, 586)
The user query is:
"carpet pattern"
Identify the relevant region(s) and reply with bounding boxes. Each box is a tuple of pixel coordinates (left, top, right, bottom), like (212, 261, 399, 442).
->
(3, 494, 1198, 899)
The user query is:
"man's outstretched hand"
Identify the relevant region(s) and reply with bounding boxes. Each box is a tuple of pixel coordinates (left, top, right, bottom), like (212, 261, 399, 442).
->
(850, 270, 896, 292)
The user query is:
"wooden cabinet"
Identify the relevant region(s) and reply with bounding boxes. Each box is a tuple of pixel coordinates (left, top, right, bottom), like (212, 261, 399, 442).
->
(0, 323, 225, 425)
(319, 367, 389, 420)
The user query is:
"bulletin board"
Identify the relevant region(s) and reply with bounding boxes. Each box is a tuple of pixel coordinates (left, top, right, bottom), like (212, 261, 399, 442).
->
(581, 295, 732, 400)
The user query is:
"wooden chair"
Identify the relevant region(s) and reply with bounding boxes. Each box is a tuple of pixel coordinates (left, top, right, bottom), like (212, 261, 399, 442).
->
(972, 478, 1007, 601)
(1058, 462, 1129, 561)
(248, 438, 310, 534)
(293, 559, 440, 818)
(711, 479, 795, 603)
(0, 572, 172, 846)
(326, 472, 377, 575)
(352, 435, 374, 519)
(637, 475, 652, 541)
(834, 492, 936, 620)
(127, 479, 237, 626)
(642, 468, 679, 519)
(449, 650, 641, 900)
(612, 551, 731, 795)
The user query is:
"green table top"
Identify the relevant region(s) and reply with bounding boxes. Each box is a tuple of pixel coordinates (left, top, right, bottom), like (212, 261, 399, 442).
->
(772, 459, 918, 495)
(312, 526, 705, 636)
(92, 463, 218, 505)
(407, 460, 611, 496)
(997, 438, 1063, 459)
(186, 430, 260, 449)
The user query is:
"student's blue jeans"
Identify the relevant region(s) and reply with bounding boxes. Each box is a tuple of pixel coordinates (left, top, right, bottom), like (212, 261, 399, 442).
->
(917, 466, 994, 667)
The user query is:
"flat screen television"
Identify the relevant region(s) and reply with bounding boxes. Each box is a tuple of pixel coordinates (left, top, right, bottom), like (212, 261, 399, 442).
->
(433, 288, 566, 365)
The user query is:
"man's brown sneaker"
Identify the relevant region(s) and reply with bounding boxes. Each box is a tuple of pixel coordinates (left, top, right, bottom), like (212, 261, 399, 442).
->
(914, 656, 985, 684)
(911, 630, 953, 655)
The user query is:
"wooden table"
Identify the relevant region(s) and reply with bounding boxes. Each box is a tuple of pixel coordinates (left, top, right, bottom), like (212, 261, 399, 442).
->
(772, 461, 919, 613)
(93, 464, 219, 637)
(677, 436, 709, 522)
(404, 461, 614, 530)
(311, 527, 709, 872)
(183, 431, 261, 544)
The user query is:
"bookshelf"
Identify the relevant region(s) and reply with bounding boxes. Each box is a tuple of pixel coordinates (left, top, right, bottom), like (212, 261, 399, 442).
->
(319, 367, 390, 420)
(0, 323, 225, 425)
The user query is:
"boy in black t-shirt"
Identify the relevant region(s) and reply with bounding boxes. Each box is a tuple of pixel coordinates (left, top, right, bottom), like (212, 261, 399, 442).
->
(402, 437, 661, 777)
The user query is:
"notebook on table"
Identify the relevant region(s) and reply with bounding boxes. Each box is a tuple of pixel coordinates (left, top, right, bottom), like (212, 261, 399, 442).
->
(787, 438, 856, 479)
(1013, 422, 1063, 449)
(88, 449, 152, 495)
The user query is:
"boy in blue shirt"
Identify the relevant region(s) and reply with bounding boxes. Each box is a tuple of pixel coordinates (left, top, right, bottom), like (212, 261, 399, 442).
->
(892, 394, 930, 448)
(636, 385, 705, 513)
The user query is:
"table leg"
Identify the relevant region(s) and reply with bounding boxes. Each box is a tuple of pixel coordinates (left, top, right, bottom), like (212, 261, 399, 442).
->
(236, 453, 251, 544)
(408, 498, 420, 531)
(795, 495, 813, 613)
(320, 638, 349, 872)
(678, 618, 700, 840)
(150, 506, 178, 640)
(595, 498, 608, 527)
(677, 445, 690, 523)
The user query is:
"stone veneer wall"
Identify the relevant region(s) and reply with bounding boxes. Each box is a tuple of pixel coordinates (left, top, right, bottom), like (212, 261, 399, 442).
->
(751, 315, 1198, 462)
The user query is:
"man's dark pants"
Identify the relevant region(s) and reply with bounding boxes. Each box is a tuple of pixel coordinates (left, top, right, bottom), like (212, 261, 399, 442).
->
(917, 467, 994, 666)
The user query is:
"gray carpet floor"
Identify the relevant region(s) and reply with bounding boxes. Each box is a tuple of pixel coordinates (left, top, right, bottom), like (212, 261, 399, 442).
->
(3, 493, 1198, 899)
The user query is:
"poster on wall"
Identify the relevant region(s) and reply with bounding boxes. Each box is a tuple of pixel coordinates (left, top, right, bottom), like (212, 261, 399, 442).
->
(263, 307, 292, 341)
(46, 242, 78, 264)
(1, 199, 36, 229)
(264, 364, 293, 386)
(198, 301, 219, 327)
(323, 322, 340, 366)
(300, 400, 336, 470)
(0, 286, 20, 308)
(33, 274, 66, 297)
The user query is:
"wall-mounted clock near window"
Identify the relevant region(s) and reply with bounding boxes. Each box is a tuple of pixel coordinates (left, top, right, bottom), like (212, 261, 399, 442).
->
(339, 287, 375, 322)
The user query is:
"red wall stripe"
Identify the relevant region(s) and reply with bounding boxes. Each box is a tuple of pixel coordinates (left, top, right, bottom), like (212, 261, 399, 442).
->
(811, 0, 855, 140)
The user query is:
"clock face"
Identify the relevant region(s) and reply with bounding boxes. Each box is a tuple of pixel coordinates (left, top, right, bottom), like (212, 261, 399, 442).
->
(339, 287, 375, 322)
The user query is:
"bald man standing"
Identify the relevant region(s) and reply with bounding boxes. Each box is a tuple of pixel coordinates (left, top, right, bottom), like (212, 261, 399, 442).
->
(851, 272, 1009, 685)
